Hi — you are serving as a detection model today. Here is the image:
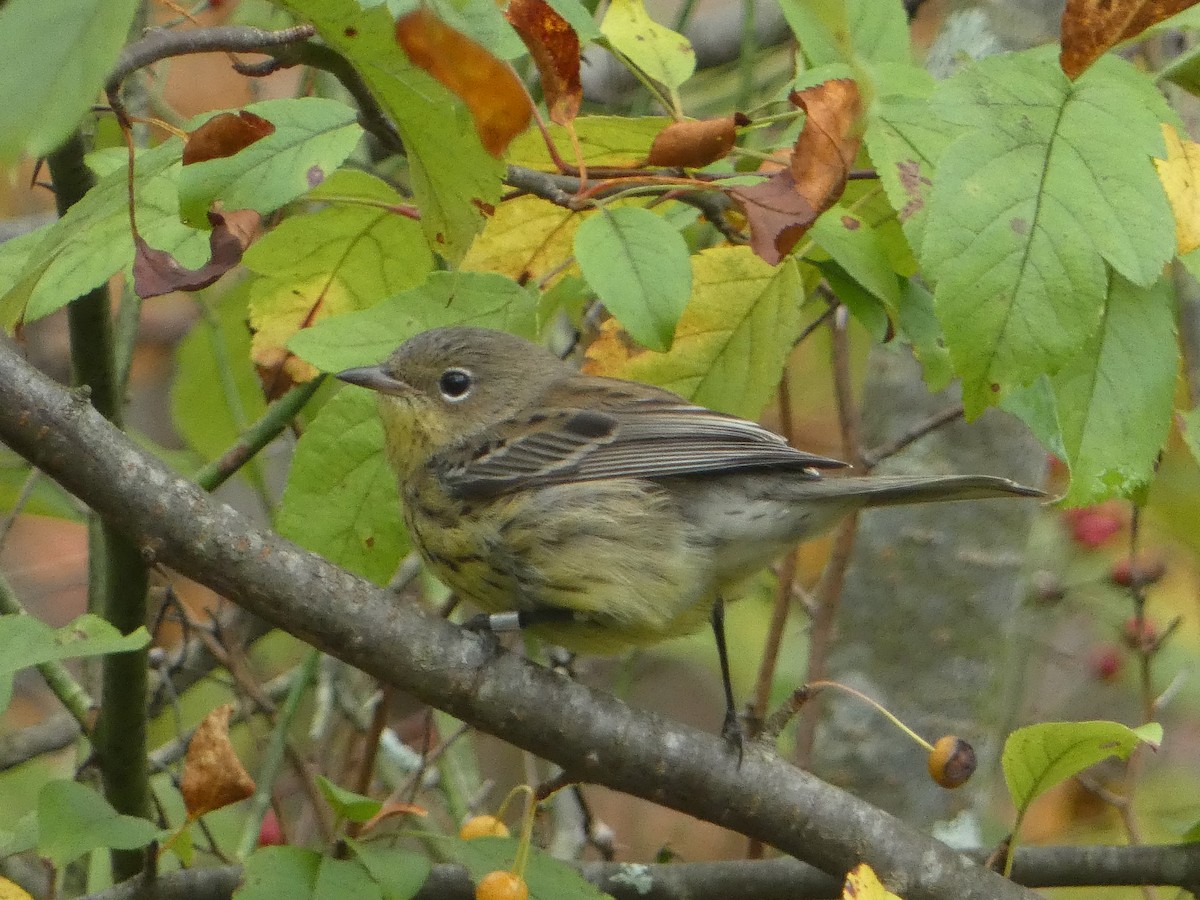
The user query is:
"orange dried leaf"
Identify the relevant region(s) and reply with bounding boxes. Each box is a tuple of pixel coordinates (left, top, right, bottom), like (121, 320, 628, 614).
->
(181, 704, 255, 819)
(183, 111, 275, 166)
(788, 78, 862, 214)
(506, 0, 582, 126)
(133, 210, 260, 299)
(1060, 0, 1199, 79)
(396, 8, 532, 156)
(646, 113, 748, 168)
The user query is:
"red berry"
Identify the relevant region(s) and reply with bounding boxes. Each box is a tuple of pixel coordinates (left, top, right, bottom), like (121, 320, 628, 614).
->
(1088, 644, 1123, 681)
(1063, 504, 1124, 549)
(1111, 556, 1166, 588)
(258, 809, 284, 846)
(1121, 616, 1159, 652)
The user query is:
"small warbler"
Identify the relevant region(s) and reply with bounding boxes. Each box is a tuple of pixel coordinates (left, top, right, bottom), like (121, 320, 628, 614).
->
(337, 326, 1042, 741)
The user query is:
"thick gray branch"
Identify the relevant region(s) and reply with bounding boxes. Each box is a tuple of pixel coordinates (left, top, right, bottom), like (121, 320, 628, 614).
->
(0, 338, 1035, 900)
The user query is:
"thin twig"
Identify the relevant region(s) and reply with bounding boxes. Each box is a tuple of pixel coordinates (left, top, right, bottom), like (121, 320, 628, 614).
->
(860, 403, 965, 470)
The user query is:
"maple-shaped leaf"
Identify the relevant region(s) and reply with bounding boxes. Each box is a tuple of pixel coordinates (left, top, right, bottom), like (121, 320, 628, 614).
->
(133, 210, 259, 299)
(1060, 0, 1200, 79)
(506, 0, 582, 126)
(182, 110, 275, 165)
(396, 7, 532, 156)
(646, 113, 749, 168)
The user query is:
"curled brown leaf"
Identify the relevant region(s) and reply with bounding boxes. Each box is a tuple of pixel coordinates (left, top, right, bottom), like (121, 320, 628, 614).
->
(646, 113, 749, 168)
(183, 111, 275, 166)
(181, 704, 255, 820)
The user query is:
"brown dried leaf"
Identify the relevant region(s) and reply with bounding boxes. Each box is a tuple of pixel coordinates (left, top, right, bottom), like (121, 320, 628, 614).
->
(1060, 0, 1199, 79)
(646, 113, 749, 168)
(133, 209, 260, 299)
(729, 170, 815, 265)
(181, 704, 255, 820)
(396, 8, 533, 156)
(788, 78, 862, 215)
(183, 111, 275, 166)
(506, 0, 582, 126)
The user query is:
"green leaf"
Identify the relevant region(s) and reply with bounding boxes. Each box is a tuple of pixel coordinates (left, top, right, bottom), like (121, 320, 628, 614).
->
(821, 263, 889, 342)
(178, 98, 363, 227)
(237, 846, 322, 899)
(313, 856, 383, 900)
(1003, 721, 1162, 823)
(779, 0, 910, 67)
(287, 271, 538, 372)
(276, 388, 406, 584)
(1180, 405, 1200, 470)
(1049, 274, 1178, 506)
(424, 834, 607, 900)
(316, 776, 382, 824)
(172, 287, 268, 463)
(245, 170, 434, 375)
(275, 0, 506, 261)
(0, 810, 38, 858)
(1000, 377, 1066, 463)
(922, 48, 1175, 416)
(600, 0, 695, 90)
(0, 613, 148, 710)
(0, 0, 139, 161)
(574, 207, 691, 351)
(37, 781, 160, 869)
(598, 247, 801, 419)
(864, 92, 951, 251)
(1, 141, 208, 323)
(809, 206, 901, 312)
(0, 612, 148, 714)
(896, 278, 952, 392)
(347, 840, 432, 900)
(544, 0, 601, 41)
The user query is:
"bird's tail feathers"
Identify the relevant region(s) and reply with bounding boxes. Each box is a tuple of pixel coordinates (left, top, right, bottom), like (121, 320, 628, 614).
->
(804, 473, 1045, 507)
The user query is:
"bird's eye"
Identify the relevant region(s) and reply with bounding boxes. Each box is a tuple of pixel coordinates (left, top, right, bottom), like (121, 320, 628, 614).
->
(438, 368, 473, 401)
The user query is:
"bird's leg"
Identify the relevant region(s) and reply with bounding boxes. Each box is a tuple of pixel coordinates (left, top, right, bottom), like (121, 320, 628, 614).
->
(711, 597, 744, 760)
(462, 608, 578, 637)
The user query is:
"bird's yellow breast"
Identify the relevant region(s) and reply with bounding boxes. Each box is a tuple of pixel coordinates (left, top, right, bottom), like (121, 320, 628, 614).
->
(401, 471, 716, 653)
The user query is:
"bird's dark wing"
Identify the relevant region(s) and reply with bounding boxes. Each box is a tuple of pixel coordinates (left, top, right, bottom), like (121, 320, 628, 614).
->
(439, 395, 847, 500)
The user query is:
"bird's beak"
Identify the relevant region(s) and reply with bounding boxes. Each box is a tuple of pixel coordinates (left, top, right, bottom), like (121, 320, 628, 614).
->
(335, 365, 413, 397)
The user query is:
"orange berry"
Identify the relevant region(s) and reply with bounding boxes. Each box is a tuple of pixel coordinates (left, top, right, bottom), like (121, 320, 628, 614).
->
(927, 735, 976, 789)
(460, 815, 510, 840)
(476, 870, 528, 900)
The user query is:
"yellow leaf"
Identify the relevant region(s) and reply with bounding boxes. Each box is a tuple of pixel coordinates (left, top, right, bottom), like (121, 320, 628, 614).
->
(843, 863, 904, 900)
(250, 273, 356, 384)
(0, 877, 34, 900)
(460, 196, 579, 284)
(1153, 123, 1200, 255)
(584, 245, 801, 419)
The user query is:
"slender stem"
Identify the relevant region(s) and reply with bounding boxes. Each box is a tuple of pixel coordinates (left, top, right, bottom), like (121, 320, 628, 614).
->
(793, 308, 861, 768)
(193, 376, 324, 492)
(237, 648, 321, 858)
(47, 132, 151, 882)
